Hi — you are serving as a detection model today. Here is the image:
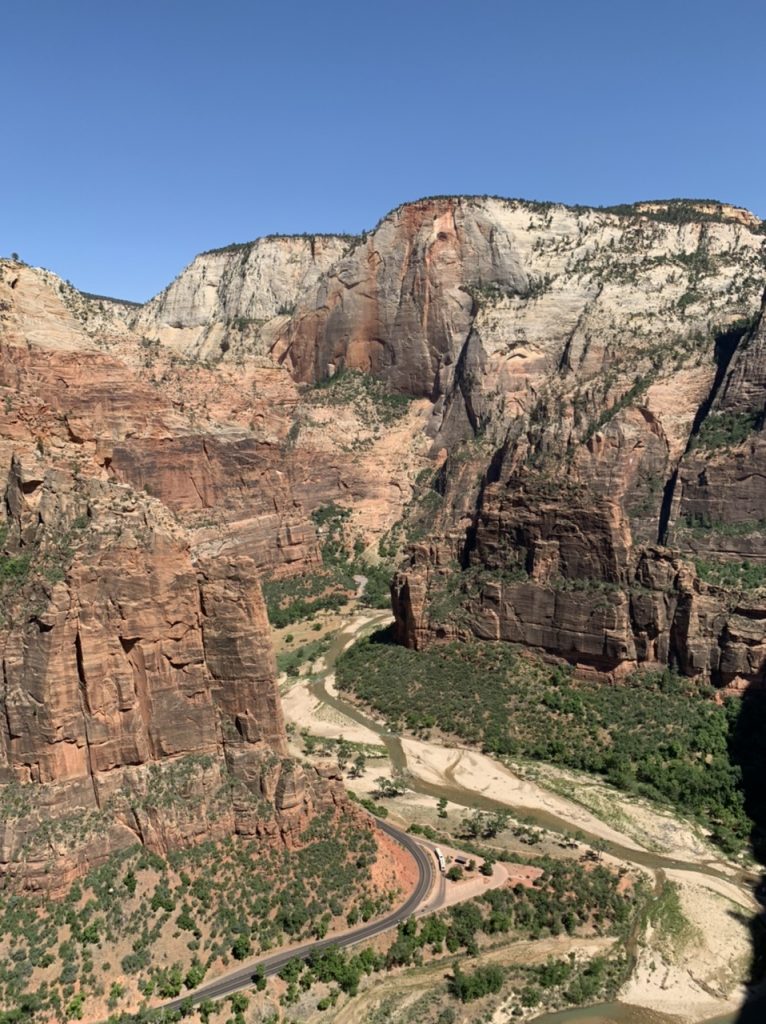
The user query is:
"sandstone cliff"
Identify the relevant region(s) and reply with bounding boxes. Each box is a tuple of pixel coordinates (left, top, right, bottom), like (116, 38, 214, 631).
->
(0, 261, 351, 889)
(272, 196, 763, 446)
(2, 191, 765, 886)
(0, 453, 349, 892)
(133, 234, 349, 361)
(289, 197, 766, 689)
(390, 236, 766, 691)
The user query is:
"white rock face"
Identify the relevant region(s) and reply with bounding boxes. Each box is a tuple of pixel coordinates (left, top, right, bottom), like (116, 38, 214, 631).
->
(133, 235, 350, 360)
(0, 262, 139, 352)
(269, 196, 764, 449)
(454, 198, 765, 431)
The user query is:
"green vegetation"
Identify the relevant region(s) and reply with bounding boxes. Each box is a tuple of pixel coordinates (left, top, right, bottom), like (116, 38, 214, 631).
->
(0, 526, 31, 584)
(0, 812, 390, 1022)
(449, 963, 503, 1001)
(263, 570, 352, 627)
(0, 551, 30, 583)
(301, 730, 386, 763)
(695, 557, 766, 591)
(348, 791, 390, 819)
(277, 635, 333, 676)
(602, 198, 741, 225)
(334, 855, 633, 1014)
(0, 518, 92, 624)
(263, 503, 393, 628)
(381, 856, 636, 958)
(644, 881, 699, 959)
(426, 563, 529, 624)
(459, 809, 510, 840)
(337, 632, 750, 852)
(360, 951, 626, 1022)
(378, 467, 445, 555)
(584, 374, 653, 438)
(309, 368, 411, 426)
(693, 410, 760, 449)
(80, 291, 142, 308)
(373, 772, 408, 799)
(677, 515, 766, 538)
(201, 232, 356, 257)
(4, 808, 641, 1023)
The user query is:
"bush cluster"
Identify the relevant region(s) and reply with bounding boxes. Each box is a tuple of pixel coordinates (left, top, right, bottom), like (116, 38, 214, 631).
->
(337, 632, 750, 852)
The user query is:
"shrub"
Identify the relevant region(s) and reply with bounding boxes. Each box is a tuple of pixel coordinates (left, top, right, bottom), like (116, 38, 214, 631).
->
(449, 963, 504, 1002)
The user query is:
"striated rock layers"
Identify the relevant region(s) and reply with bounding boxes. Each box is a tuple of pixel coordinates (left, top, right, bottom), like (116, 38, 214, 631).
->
(0, 461, 348, 893)
(281, 197, 766, 691)
(272, 196, 764, 442)
(393, 471, 766, 689)
(2, 192, 766, 888)
(133, 234, 349, 362)
(393, 284, 766, 691)
(0, 262, 356, 891)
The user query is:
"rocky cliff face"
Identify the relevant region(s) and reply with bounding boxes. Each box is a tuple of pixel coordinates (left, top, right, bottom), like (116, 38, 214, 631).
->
(273, 197, 764, 444)
(133, 234, 349, 361)
(387, 208, 766, 690)
(0, 261, 351, 890)
(298, 197, 766, 690)
(0, 456, 346, 892)
(2, 192, 765, 886)
(393, 467, 766, 690)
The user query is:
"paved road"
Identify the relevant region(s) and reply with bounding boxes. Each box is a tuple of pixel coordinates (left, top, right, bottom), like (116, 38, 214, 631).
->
(164, 817, 435, 1010)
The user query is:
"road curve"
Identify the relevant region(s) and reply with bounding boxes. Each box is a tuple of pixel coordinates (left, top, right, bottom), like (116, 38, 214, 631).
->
(163, 817, 435, 1010)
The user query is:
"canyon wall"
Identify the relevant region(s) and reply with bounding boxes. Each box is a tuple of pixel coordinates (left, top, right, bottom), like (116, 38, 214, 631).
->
(0, 262, 348, 890)
(133, 234, 349, 361)
(379, 200, 766, 689)
(2, 193, 765, 886)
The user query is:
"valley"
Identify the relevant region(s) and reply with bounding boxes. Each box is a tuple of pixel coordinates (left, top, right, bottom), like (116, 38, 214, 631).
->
(1, 194, 765, 1024)
(276, 600, 756, 1024)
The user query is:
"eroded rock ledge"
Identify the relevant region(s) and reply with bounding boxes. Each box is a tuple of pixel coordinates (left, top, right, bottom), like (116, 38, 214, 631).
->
(0, 462, 347, 893)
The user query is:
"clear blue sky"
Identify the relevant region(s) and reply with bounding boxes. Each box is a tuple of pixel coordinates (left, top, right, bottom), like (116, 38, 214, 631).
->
(3, 0, 764, 302)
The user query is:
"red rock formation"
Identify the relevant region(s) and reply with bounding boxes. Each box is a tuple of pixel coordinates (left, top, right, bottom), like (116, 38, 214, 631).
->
(1, 191, 765, 889)
(0, 265, 351, 891)
(0, 458, 351, 891)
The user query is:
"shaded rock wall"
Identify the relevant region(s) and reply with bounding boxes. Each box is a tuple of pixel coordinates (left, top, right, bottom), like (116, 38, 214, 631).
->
(392, 288, 766, 690)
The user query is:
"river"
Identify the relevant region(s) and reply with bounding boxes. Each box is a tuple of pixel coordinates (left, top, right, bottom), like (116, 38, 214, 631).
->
(297, 611, 752, 1024)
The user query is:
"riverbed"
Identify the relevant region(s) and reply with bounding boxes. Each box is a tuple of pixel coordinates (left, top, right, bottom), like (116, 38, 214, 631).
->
(276, 609, 757, 1024)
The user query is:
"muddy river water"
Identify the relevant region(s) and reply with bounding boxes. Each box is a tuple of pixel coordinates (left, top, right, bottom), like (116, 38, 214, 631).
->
(528, 1005, 736, 1024)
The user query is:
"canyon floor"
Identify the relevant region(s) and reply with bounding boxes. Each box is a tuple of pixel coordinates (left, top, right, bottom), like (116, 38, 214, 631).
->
(273, 602, 758, 1024)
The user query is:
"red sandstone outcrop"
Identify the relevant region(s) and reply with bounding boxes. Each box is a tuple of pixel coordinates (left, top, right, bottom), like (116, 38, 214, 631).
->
(393, 486, 766, 690)
(0, 456, 350, 891)
(0, 262, 354, 890)
(392, 293, 766, 688)
(272, 197, 763, 445)
(2, 192, 765, 889)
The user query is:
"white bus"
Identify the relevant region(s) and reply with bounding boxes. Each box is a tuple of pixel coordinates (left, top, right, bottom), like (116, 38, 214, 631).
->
(434, 847, 446, 874)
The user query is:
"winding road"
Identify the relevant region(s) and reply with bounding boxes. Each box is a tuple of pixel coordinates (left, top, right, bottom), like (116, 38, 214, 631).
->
(163, 817, 434, 1010)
